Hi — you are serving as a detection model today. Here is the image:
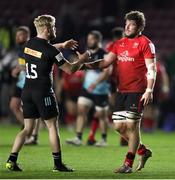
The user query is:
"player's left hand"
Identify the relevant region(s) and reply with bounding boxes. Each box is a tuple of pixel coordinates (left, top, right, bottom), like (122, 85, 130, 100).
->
(141, 92, 153, 106)
(63, 39, 78, 50)
(88, 83, 97, 92)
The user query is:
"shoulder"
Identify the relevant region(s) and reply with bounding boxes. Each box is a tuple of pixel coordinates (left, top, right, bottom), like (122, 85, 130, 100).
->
(27, 37, 39, 44)
(25, 38, 34, 46)
(138, 35, 154, 45)
(45, 43, 61, 57)
(25, 38, 42, 48)
(113, 37, 126, 47)
(98, 48, 106, 55)
(139, 35, 155, 52)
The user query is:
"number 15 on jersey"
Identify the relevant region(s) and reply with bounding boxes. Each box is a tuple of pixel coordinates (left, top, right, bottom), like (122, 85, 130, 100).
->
(26, 63, 38, 79)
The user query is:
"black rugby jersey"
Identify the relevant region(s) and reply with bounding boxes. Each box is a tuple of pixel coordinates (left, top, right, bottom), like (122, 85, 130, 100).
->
(90, 48, 106, 61)
(17, 45, 26, 66)
(23, 37, 66, 91)
(89, 48, 106, 73)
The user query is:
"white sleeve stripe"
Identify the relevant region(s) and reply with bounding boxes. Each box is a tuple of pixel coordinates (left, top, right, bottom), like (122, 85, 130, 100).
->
(149, 43, 155, 54)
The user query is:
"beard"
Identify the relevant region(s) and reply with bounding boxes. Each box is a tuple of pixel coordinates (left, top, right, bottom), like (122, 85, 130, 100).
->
(88, 44, 98, 50)
(124, 32, 138, 38)
(124, 30, 141, 39)
(17, 41, 26, 45)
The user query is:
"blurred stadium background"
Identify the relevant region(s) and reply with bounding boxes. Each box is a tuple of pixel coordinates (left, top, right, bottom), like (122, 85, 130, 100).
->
(0, 0, 175, 131)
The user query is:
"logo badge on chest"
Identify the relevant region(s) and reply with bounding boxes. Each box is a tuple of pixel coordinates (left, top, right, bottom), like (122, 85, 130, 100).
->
(133, 42, 139, 48)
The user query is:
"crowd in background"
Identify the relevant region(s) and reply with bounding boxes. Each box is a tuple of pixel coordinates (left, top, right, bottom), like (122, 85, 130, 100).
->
(0, 0, 175, 132)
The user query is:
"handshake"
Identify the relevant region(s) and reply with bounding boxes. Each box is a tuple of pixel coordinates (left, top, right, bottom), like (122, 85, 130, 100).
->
(61, 39, 92, 64)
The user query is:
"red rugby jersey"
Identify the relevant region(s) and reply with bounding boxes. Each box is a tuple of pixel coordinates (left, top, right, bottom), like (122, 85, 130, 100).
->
(111, 35, 156, 93)
(105, 41, 115, 52)
(105, 41, 118, 86)
(62, 71, 84, 96)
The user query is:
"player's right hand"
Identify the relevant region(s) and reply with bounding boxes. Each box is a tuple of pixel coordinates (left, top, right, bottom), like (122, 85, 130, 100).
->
(11, 66, 21, 78)
(76, 51, 91, 63)
(141, 91, 153, 106)
(63, 39, 78, 50)
(87, 82, 97, 92)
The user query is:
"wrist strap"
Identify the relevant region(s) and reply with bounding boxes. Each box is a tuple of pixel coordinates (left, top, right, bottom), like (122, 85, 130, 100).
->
(146, 88, 153, 93)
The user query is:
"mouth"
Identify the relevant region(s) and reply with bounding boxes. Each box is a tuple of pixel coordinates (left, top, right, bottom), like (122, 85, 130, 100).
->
(125, 30, 130, 34)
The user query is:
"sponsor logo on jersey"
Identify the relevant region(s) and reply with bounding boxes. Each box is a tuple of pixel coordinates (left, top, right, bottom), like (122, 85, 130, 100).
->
(24, 47, 42, 58)
(133, 42, 139, 48)
(119, 42, 125, 47)
(18, 58, 26, 65)
(118, 51, 135, 62)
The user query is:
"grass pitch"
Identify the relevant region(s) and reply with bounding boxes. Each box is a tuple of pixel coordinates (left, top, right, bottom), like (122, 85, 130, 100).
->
(0, 124, 175, 179)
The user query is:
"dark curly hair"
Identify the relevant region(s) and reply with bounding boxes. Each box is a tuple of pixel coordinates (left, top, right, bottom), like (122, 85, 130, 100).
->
(125, 11, 146, 31)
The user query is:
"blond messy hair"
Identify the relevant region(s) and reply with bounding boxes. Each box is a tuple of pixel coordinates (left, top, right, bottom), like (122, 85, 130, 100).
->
(34, 15, 56, 33)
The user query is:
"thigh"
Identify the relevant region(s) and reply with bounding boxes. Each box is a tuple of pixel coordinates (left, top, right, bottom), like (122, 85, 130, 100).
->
(44, 116, 57, 129)
(33, 91, 59, 120)
(11, 86, 22, 99)
(125, 93, 144, 113)
(65, 98, 77, 114)
(21, 90, 40, 119)
(93, 94, 109, 114)
(77, 88, 93, 108)
(115, 92, 126, 112)
(126, 120, 140, 131)
(10, 96, 21, 108)
(112, 93, 127, 123)
(24, 118, 36, 131)
(125, 93, 144, 122)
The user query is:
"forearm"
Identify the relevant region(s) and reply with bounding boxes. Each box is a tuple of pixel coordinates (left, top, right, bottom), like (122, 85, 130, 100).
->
(70, 60, 83, 73)
(145, 58, 157, 92)
(85, 59, 109, 69)
(53, 43, 64, 49)
(95, 70, 110, 85)
(146, 79, 156, 92)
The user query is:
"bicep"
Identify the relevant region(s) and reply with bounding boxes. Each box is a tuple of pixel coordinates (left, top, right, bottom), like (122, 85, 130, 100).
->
(54, 51, 67, 67)
(145, 58, 156, 70)
(102, 52, 117, 68)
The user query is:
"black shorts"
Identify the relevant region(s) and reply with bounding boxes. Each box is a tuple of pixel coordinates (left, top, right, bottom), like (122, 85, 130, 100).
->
(115, 92, 144, 113)
(11, 86, 22, 98)
(64, 91, 78, 102)
(78, 88, 108, 110)
(21, 89, 59, 120)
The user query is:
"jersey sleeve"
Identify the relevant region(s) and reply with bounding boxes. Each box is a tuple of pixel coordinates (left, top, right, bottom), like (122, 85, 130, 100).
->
(142, 41, 156, 59)
(51, 47, 66, 66)
(110, 41, 118, 55)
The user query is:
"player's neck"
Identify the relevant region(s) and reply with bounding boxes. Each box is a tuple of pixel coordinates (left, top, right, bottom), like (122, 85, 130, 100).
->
(37, 34, 49, 41)
(127, 32, 142, 39)
(89, 47, 99, 54)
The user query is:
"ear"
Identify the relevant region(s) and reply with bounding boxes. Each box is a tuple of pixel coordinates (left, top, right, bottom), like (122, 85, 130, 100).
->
(137, 28, 142, 34)
(138, 25, 144, 33)
(43, 26, 49, 33)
